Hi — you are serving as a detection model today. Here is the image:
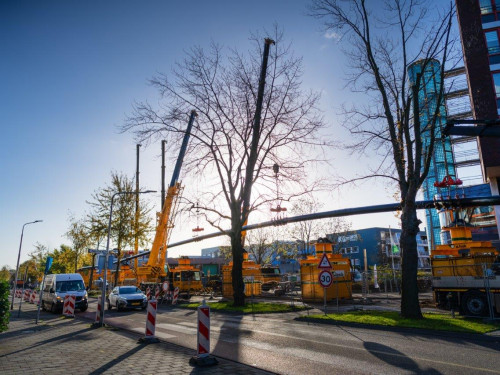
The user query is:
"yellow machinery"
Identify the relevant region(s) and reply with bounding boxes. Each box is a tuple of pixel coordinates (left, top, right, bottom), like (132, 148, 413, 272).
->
(167, 256, 202, 296)
(300, 242, 352, 302)
(222, 251, 263, 298)
(431, 206, 500, 316)
(135, 111, 197, 284)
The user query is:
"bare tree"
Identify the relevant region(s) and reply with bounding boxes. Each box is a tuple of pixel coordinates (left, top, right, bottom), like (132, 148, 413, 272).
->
(122, 29, 327, 306)
(245, 228, 273, 265)
(289, 195, 353, 255)
(310, 0, 454, 318)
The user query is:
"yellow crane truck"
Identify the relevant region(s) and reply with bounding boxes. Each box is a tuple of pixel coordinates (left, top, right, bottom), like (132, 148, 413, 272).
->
(431, 206, 500, 317)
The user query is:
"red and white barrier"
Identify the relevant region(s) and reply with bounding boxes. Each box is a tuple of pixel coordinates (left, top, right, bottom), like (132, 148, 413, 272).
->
(189, 300, 217, 366)
(63, 295, 76, 317)
(15, 289, 22, 298)
(197, 301, 210, 356)
(24, 289, 31, 302)
(146, 287, 151, 300)
(145, 300, 157, 338)
(155, 285, 160, 300)
(29, 290, 36, 304)
(172, 287, 179, 305)
(95, 296, 102, 324)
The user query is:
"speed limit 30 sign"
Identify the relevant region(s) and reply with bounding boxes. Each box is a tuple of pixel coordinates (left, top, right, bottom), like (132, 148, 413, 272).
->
(318, 270, 333, 288)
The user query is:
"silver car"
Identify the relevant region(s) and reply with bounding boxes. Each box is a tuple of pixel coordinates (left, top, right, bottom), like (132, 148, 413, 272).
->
(107, 286, 147, 311)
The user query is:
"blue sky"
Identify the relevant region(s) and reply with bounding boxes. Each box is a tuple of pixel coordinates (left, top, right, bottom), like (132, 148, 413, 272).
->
(0, 0, 407, 269)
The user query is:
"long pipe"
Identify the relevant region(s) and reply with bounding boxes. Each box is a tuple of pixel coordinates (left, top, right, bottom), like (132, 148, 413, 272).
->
(116, 196, 500, 263)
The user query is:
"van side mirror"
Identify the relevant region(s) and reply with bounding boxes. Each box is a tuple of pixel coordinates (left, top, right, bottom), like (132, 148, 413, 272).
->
(49, 288, 55, 293)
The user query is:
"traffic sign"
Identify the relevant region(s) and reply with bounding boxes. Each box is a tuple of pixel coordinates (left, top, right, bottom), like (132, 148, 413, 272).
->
(318, 270, 333, 288)
(317, 253, 332, 269)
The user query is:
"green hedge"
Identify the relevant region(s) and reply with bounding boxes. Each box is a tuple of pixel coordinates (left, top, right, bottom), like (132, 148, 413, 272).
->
(0, 281, 10, 332)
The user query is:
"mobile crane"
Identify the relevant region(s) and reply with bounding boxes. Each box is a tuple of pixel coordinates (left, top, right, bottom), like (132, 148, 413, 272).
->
(136, 110, 198, 284)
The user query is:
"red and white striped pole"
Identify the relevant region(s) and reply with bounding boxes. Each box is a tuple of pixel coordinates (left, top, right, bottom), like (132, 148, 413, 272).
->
(63, 295, 76, 317)
(29, 290, 36, 304)
(95, 296, 102, 324)
(138, 300, 159, 343)
(172, 287, 179, 305)
(146, 286, 151, 300)
(155, 285, 160, 300)
(190, 300, 218, 366)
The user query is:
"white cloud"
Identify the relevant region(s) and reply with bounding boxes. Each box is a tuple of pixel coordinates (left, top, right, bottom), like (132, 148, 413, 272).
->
(324, 31, 340, 41)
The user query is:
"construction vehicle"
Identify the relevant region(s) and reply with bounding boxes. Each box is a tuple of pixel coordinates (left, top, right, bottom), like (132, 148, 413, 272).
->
(166, 256, 202, 298)
(431, 200, 500, 317)
(261, 266, 282, 292)
(135, 110, 202, 289)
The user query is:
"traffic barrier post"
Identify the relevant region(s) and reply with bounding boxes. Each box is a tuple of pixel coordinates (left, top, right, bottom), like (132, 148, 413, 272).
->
(24, 289, 31, 302)
(138, 300, 159, 343)
(95, 296, 102, 324)
(189, 300, 218, 366)
(63, 295, 76, 317)
(29, 290, 36, 304)
(146, 286, 151, 300)
(172, 287, 179, 305)
(155, 285, 160, 300)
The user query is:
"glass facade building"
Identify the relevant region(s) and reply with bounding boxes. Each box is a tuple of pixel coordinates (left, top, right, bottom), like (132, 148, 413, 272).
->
(407, 59, 457, 246)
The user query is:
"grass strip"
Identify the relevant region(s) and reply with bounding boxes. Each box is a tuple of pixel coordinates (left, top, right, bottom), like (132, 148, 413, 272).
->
(179, 301, 308, 314)
(297, 310, 500, 334)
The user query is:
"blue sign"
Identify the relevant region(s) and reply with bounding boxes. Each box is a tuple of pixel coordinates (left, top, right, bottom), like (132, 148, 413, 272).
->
(97, 254, 115, 273)
(44, 256, 53, 274)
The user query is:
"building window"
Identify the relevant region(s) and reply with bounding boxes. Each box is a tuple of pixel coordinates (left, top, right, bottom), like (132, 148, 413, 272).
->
(486, 31, 500, 54)
(480, 0, 493, 14)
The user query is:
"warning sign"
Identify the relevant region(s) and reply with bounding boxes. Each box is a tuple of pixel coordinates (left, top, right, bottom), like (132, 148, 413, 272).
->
(317, 253, 332, 269)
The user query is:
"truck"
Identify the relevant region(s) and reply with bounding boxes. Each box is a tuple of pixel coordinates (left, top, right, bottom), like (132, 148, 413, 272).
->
(431, 205, 500, 317)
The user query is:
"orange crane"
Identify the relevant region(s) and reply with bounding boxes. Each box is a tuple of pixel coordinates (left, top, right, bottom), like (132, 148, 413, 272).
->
(136, 110, 198, 283)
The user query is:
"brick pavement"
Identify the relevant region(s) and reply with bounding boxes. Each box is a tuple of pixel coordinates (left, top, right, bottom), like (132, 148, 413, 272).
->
(0, 298, 275, 375)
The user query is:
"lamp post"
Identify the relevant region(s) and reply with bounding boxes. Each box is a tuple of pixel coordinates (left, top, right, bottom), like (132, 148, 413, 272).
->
(99, 190, 156, 326)
(11, 220, 42, 310)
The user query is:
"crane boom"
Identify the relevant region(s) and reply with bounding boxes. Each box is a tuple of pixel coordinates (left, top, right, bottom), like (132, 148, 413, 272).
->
(136, 110, 197, 281)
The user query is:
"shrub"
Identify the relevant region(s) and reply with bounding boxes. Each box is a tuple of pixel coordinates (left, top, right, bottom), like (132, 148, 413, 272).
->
(0, 280, 10, 332)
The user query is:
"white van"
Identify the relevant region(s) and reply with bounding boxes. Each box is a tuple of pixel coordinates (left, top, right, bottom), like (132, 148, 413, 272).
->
(41, 273, 88, 313)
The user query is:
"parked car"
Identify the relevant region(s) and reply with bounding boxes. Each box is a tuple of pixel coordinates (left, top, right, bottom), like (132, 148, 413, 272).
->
(107, 286, 147, 311)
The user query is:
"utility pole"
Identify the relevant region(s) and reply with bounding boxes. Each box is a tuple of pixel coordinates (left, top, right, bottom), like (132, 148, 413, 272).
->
(161, 140, 166, 209)
(134, 144, 141, 271)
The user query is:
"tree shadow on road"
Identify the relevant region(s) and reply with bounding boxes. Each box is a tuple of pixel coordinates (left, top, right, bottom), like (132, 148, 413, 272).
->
(363, 341, 442, 374)
(88, 343, 148, 375)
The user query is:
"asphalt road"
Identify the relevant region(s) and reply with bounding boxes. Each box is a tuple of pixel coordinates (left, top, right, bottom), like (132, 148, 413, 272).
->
(81, 298, 500, 375)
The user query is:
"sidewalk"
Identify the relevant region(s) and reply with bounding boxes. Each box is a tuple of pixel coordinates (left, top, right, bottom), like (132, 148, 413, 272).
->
(0, 299, 275, 375)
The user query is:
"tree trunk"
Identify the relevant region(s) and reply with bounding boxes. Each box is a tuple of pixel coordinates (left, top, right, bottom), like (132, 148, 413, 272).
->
(114, 247, 121, 287)
(231, 230, 245, 306)
(400, 202, 423, 319)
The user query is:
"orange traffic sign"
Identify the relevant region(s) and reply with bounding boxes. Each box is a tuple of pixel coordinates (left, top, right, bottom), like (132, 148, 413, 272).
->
(317, 253, 332, 269)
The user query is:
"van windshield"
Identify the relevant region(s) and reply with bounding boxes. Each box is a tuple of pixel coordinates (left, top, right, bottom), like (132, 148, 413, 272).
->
(56, 280, 85, 292)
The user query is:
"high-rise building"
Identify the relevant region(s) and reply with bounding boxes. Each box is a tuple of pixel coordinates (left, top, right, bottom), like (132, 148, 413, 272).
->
(408, 59, 457, 246)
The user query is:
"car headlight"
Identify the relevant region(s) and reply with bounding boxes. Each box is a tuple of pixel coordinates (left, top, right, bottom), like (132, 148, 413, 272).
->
(118, 297, 128, 303)
(83, 292, 88, 300)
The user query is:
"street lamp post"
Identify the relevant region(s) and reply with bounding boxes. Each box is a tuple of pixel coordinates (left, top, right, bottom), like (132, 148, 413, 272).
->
(11, 220, 42, 310)
(99, 190, 156, 326)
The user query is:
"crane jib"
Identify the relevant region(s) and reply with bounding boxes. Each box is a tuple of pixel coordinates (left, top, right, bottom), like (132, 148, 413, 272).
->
(169, 110, 197, 188)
